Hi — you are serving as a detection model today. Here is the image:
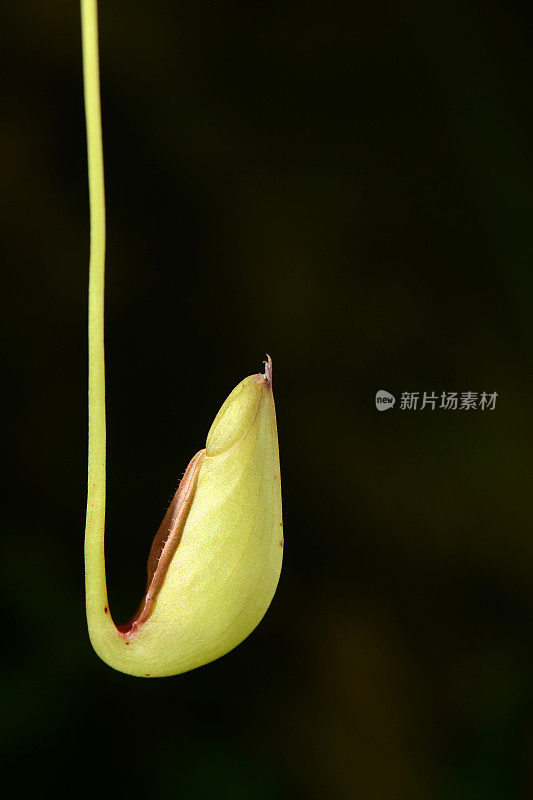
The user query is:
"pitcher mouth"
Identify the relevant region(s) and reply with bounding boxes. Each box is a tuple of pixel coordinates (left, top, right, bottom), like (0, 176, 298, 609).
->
(116, 448, 205, 639)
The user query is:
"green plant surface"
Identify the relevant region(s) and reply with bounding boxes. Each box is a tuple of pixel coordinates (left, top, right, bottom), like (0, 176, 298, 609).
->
(81, 0, 283, 677)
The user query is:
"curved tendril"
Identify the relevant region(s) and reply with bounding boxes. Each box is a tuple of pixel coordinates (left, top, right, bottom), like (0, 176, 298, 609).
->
(81, 0, 283, 678)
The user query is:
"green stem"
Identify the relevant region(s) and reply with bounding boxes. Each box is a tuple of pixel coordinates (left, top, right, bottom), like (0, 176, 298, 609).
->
(82, 0, 114, 648)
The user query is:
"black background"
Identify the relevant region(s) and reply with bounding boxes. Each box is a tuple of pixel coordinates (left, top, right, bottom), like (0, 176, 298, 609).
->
(2, 1, 533, 798)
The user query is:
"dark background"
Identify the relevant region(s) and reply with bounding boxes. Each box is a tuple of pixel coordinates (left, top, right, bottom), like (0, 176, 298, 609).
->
(2, 1, 533, 797)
